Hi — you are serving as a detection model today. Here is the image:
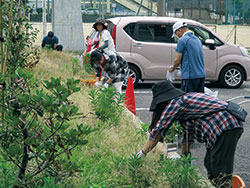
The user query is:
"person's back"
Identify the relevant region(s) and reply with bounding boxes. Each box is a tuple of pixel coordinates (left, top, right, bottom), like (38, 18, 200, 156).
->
(177, 32, 205, 79)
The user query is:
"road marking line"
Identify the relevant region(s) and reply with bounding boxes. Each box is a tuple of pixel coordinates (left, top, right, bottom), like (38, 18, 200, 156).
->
(122, 91, 152, 94)
(136, 108, 150, 111)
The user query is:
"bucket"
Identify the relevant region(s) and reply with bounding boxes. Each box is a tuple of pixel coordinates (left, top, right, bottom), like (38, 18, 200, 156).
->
(232, 175, 245, 188)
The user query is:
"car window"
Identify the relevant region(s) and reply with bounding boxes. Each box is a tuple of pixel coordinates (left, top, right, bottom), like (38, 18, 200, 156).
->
(124, 23, 136, 37)
(189, 26, 223, 46)
(125, 23, 174, 43)
(171, 25, 223, 46)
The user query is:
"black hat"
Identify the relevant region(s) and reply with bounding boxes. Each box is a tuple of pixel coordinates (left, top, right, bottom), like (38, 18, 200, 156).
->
(93, 18, 107, 30)
(48, 31, 54, 38)
(90, 50, 103, 63)
(149, 80, 185, 111)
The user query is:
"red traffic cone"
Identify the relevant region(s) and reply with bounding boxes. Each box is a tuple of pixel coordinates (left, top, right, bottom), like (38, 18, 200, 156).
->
(125, 77, 136, 115)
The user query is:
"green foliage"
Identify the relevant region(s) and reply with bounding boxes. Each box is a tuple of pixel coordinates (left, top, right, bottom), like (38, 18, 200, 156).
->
(0, 2, 95, 186)
(71, 57, 81, 76)
(89, 86, 124, 126)
(128, 156, 151, 187)
(1, 1, 39, 73)
(0, 68, 95, 186)
(137, 123, 149, 135)
(165, 122, 182, 143)
(0, 160, 16, 187)
(82, 53, 94, 74)
(158, 156, 209, 188)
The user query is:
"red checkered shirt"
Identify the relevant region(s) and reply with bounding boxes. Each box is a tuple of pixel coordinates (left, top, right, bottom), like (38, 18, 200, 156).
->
(149, 92, 243, 149)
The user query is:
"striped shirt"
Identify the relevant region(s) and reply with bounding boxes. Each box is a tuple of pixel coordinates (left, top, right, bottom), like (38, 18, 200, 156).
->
(95, 52, 128, 83)
(149, 92, 243, 149)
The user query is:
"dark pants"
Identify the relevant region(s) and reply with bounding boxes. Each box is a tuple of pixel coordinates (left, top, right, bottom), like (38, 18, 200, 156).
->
(181, 77, 205, 93)
(204, 128, 243, 188)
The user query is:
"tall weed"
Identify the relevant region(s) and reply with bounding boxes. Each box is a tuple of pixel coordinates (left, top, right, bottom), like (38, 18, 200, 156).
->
(89, 86, 124, 126)
(158, 156, 209, 188)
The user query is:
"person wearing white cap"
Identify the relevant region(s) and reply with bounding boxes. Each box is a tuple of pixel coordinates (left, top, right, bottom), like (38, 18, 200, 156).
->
(168, 21, 205, 93)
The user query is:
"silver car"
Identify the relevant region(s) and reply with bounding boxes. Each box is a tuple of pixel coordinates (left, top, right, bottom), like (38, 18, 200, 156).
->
(106, 16, 250, 88)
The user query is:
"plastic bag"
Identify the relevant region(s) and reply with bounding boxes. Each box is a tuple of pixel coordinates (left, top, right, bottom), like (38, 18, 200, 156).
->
(166, 70, 175, 82)
(204, 87, 218, 97)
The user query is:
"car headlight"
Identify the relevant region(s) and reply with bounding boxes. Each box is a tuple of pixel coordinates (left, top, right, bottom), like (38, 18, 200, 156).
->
(239, 46, 250, 57)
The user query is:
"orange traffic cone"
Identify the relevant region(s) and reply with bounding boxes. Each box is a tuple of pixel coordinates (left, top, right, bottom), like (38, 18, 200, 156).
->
(125, 77, 136, 115)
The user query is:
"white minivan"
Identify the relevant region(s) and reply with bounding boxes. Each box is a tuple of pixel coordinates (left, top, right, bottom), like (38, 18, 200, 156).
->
(106, 16, 250, 88)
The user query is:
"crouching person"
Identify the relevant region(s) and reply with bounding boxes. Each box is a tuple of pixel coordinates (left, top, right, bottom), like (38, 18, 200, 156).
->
(137, 80, 244, 188)
(90, 50, 128, 94)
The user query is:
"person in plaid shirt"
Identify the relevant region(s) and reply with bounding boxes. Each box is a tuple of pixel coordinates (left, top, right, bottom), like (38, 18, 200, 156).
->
(137, 80, 243, 188)
(90, 50, 129, 94)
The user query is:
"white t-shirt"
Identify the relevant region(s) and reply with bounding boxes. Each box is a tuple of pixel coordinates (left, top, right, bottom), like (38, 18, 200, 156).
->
(99, 29, 116, 53)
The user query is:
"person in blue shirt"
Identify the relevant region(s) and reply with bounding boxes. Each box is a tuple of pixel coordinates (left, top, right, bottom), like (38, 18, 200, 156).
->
(168, 21, 205, 93)
(41, 31, 63, 51)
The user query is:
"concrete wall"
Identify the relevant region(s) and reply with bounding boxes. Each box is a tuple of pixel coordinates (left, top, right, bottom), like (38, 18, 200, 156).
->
(53, 0, 84, 51)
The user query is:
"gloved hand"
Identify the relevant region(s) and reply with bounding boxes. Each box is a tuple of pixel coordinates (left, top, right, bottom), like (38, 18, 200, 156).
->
(94, 81, 102, 87)
(136, 150, 146, 159)
(103, 83, 109, 88)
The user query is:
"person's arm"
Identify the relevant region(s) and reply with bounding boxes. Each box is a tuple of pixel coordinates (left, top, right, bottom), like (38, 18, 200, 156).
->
(41, 37, 46, 48)
(168, 52, 182, 72)
(105, 55, 117, 85)
(141, 134, 162, 154)
(97, 40, 108, 51)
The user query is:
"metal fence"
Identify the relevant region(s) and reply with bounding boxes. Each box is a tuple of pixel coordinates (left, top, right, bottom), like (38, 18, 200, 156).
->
(206, 24, 250, 49)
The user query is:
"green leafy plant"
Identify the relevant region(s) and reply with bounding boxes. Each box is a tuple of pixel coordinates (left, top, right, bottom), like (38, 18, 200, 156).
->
(137, 123, 149, 135)
(0, 160, 16, 187)
(158, 156, 209, 188)
(0, 70, 95, 187)
(82, 53, 94, 74)
(0, 1, 95, 187)
(128, 155, 151, 187)
(165, 122, 182, 143)
(72, 57, 82, 76)
(89, 86, 124, 126)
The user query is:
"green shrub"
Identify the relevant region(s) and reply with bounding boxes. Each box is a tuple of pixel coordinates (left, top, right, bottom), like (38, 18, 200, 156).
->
(158, 156, 209, 188)
(89, 86, 124, 126)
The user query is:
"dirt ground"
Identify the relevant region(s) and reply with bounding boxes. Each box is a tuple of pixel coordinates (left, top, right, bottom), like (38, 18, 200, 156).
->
(32, 22, 250, 50)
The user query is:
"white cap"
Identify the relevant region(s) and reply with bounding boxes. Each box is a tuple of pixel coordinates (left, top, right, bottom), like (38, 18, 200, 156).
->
(172, 21, 187, 38)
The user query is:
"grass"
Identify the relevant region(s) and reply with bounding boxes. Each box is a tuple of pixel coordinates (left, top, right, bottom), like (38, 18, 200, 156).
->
(11, 50, 212, 187)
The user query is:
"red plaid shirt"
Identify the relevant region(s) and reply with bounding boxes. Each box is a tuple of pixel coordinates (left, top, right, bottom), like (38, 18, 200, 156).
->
(149, 93, 243, 149)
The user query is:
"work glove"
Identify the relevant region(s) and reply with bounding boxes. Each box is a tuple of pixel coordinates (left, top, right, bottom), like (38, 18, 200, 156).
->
(103, 83, 109, 88)
(94, 81, 102, 87)
(136, 150, 146, 159)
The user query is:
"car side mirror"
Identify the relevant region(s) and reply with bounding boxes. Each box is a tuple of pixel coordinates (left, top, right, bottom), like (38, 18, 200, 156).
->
(205, 39, 216, 50)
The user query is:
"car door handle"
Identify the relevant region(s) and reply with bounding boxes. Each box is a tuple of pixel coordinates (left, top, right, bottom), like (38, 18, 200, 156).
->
(133, 43, 143, 47)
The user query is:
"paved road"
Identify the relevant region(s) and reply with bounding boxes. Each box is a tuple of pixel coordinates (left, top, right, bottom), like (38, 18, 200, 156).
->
(127, 81, 250, 187)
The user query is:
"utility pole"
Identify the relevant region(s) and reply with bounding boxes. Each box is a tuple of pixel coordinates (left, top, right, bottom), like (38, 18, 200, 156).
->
(101, 0, 104, 18)
(233, 0, 236, 24)
(243, 0, 245, 24)
(52, 0, 54, 31)
(157, 0, 166, 16)
(54, 0, 84, 51)
(42, 0, 47, 37)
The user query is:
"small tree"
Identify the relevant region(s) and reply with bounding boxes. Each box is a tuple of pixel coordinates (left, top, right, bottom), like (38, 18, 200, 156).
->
(0, 1, 94, 187)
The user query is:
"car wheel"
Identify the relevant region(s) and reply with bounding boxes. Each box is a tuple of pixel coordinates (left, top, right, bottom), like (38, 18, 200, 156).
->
(219, 65, 244, 88)
(122, 65, 140, 88)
